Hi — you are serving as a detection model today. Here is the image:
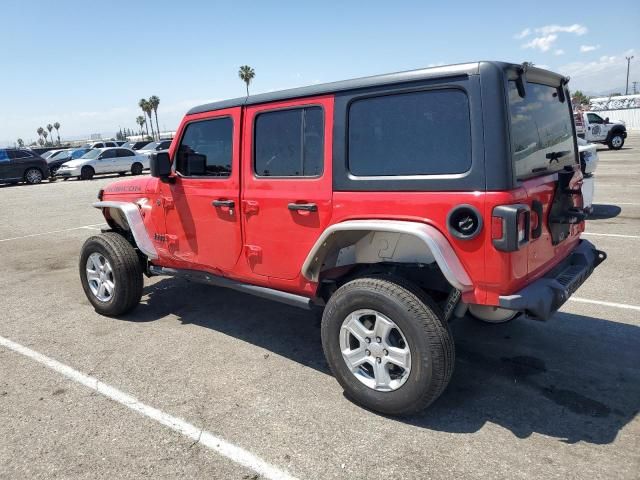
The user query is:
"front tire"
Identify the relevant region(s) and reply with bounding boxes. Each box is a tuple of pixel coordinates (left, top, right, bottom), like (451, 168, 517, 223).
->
(80, 166, 94, 180)
(79, 233, 143, 316)
(321, 275, 454, 415)
(607, 133, 624, 150)
(24, 168, 43, 185)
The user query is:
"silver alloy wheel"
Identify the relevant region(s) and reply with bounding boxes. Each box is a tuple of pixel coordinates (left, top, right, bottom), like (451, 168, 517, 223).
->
(611, 135, 623, 148)
(25, 169, 42, 184)
(86, 252, 115, 302)
(340, 309, 412, 392)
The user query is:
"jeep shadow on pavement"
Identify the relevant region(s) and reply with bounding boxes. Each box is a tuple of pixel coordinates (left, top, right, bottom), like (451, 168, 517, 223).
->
(79, 61, 609, 416)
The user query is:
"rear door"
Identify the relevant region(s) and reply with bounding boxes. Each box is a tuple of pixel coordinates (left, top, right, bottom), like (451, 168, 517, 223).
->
(162, 107, 243, 271)
(115, 148, 135, 170)
(507, 81, 583, 277)
(242, 96, 333, 279)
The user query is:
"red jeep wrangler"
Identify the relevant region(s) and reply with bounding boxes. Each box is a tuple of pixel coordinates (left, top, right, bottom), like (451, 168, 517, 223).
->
(80, 61, 606, 415)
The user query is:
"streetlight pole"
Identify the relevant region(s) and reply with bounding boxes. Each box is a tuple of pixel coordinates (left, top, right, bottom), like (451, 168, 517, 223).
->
(625, 56, 634, 95)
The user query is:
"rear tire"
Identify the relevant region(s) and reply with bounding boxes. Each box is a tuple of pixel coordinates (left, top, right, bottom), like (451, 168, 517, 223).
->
(80, 166, 94, 180)
(607, 134, 624, 150)
(79, 233, 143, 316)
(131, 163, 143, 175)
(24, 168, 43, 185)
(321, 275, 454, 415)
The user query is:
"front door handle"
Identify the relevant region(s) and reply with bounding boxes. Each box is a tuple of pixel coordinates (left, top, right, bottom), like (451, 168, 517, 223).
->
(212, 199, 235, 208)
(288, 202, 317, 212)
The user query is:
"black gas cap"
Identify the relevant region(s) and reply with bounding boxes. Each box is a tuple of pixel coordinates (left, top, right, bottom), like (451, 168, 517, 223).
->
(447, 205, 483, 240)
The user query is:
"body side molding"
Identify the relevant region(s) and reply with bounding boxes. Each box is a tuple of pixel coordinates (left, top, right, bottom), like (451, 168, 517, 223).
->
(93, 201, 158, 260)
(301, 220, 473, 292)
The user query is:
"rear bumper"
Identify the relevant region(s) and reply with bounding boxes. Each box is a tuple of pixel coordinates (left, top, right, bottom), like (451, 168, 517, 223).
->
(498, 240, 606, 320)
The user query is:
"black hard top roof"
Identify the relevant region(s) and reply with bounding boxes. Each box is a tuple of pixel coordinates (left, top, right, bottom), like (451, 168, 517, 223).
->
(187, 61, 562, 115)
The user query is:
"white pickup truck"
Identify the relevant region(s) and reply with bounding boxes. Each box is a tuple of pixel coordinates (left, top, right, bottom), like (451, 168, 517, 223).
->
(574, 111, 627, 150)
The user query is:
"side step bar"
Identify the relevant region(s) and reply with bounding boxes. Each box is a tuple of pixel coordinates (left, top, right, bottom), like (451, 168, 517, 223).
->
(148, 266, 315, 310)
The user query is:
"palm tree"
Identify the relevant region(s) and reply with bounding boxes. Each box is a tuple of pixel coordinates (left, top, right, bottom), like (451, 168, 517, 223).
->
(37, 126, 44, 142)
(238, 65, 255, 96)
(46, 124, 53, 145)
(136, 116, 146, 139)
(43, 130, 49, 145)
(38, 138, 45, 146)
(149, 95, 160, 139)
(17, 138, 24, 148)
(53, 122, 61, 145)
(138, 98, 154, 140)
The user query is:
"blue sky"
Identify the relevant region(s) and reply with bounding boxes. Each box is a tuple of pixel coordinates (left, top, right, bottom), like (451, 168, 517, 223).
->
(1, 0, 638, 145)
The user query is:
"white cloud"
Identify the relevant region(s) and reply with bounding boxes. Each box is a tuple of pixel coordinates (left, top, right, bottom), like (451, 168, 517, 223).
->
(558, 49, 636, 92)
(537, 24, 587, 36)
(580, 44, 600, 53)
(517, 23, 588, 52)
(523, 34, 558, 52)
(514, 28, 531, 39)
(554, 49, 565, 55)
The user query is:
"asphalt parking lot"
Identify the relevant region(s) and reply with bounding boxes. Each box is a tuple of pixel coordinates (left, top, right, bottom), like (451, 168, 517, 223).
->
(1, 136, 639, 479)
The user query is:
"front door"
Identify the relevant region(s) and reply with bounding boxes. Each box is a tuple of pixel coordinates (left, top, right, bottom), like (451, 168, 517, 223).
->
(96, 149, 117, 173)
(242, 96, 333, 280)
(586, 113, 607, 142)
(162, 107, 243, 272)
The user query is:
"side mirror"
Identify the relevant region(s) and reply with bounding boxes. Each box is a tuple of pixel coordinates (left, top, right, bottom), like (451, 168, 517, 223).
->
(185, 153, 207, 176)
(150, 152, 172, 179)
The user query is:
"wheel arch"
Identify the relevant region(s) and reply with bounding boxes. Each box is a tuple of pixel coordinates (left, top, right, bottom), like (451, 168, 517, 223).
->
(93, 201, 157, 260)
(302, 220, 473, 292)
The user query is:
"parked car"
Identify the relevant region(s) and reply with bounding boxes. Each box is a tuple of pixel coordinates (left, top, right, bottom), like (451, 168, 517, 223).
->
(121, 141, 152, 151)
(136, 140, 173, 156)
(56, 147, 148, 180)
(577, 137, 599, 214)
(41, 149, 65, 160)
(574, 110, 627, 149)
(0, 148, 50, 184)
(46, 149, 74, 176)
(80, 61, 606, 416)
(81, 141, 119, 149)
(115, 141, 127, 146)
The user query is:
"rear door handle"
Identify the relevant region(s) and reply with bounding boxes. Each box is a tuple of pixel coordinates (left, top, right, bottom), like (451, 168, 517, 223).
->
(288, 202, 317, 212)
(212, 199, 235, 208)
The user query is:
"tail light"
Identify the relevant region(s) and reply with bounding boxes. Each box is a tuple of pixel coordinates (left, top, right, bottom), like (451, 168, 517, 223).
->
(492, 204, 530, 252)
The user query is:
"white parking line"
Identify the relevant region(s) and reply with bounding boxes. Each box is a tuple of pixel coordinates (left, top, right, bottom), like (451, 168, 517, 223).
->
(582, 232, 640, 239)
(569, 297, 640, 312)
(0, 335, 298, 480)
(0, 224, 106, 243)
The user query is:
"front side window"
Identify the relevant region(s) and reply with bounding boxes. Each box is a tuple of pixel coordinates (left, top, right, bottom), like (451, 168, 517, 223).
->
(587, 113, 604, 124)
(100, 150, 116, 159)
(508, 81, 576, 180)
(348, 89, 471, 176)
(254, 106, 324, 177)
(176, 117, 233, 177)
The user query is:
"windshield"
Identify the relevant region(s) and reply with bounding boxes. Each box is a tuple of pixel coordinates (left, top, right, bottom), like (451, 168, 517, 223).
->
(71, 148, 90, 159)
(80, 149, 102, 159)
(508, 81, 577, 180)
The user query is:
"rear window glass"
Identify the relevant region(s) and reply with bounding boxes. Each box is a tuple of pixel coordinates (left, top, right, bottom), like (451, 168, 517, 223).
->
(508, 81, 576, 180)
(348, 89, 471, 176)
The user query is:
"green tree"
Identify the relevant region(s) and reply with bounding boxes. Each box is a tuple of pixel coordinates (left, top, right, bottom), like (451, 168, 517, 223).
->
(37, 126, 44, 143)
(139, 98, 155, 140)
(46, 124, 53, 145)
(53, 122, 61, 145)
(38, 138, 44, 146)
(136, 115, 146, 139)
(572, 90, 590, 106)
(238, 65, 255, 96)
(17, 138, 24, 148)
(43, 130, 49, 145)
(149, 95, 160, 139)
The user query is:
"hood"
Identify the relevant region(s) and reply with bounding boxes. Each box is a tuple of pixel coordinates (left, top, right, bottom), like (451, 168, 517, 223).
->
(102, 176, 155, 196)
(61, 159, 88, 168)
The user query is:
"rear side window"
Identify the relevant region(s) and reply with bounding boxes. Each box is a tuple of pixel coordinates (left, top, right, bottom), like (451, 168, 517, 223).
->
(254, 106, 324, 177)
(348, 89, 471, 176)
(117, 149, 134, 157)
(508, 81, 576, 180)
(176, 117, 233, 177)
